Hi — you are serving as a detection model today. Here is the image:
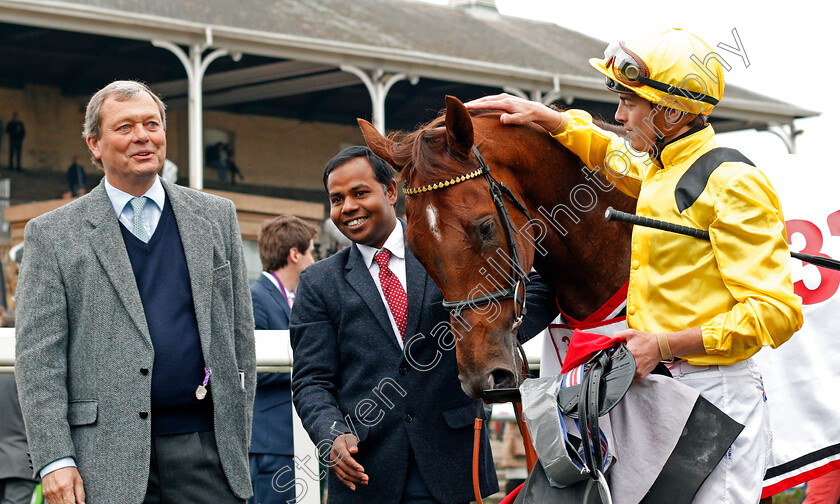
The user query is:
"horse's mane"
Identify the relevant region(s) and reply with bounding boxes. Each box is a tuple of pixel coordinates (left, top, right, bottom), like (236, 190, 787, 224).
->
(387, 110, 482, 186)
(389, 107, 624, 188)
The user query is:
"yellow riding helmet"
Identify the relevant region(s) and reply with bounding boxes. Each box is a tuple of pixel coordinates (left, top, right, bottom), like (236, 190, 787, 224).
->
(589, 27, 725, 116)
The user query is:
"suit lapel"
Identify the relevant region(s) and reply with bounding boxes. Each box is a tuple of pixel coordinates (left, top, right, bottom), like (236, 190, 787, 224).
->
(85, 181, 152, 348)
(164, 181, 215, 356)
(345, 245, 402, 352)
(259, 274, 291, 320)
(404, 235, 427, 340)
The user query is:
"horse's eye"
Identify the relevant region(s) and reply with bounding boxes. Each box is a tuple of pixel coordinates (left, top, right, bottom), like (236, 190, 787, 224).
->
(479, 220, 494, 238)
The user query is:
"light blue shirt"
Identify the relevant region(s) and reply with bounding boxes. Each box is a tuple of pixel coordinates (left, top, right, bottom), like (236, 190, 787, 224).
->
(40, 176, 167, 479)
(104, 176, 166, 237)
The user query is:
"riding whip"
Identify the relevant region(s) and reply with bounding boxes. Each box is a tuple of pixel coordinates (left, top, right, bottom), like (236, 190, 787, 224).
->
(604, 207, 840, 271)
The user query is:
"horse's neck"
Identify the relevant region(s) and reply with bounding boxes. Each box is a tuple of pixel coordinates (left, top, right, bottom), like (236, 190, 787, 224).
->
(518, 148, 634, 322)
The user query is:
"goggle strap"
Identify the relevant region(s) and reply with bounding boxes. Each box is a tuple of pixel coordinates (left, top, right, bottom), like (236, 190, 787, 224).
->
(606, 78, 635, 94)
(636, 75, 719, 106)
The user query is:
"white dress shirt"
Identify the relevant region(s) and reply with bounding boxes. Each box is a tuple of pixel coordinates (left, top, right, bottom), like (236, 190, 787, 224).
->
(356, 223, 408, 349)
(262, 271, 295, 308)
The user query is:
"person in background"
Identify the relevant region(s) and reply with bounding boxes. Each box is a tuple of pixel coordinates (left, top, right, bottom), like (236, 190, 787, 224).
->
(216, 142, 229, 184)
(226, 144, 244, 185)
(1, 249, 30, 504)
(66, 155, 87, 197)
(0, 308, 36, 504)
(249, 214, 318, 504)
(6, 112, 25, 172)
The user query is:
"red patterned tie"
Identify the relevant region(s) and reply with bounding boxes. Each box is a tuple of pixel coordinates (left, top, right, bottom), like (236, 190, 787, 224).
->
(374, 248, 407, 342)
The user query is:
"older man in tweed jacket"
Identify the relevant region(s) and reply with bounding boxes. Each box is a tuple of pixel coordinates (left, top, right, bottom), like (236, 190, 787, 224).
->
(14, 80, 255, 504)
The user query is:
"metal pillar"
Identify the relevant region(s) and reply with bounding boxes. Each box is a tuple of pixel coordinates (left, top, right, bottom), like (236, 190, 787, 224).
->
(341, 66, 418, 134)
(504, 76, 562, 106)
(152, 28, 241, 189)
(762, 122, 802, 154)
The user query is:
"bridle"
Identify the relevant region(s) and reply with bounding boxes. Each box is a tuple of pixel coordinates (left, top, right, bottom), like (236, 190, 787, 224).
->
(404, 144, 540, 503)
(403, 145, 534, 334)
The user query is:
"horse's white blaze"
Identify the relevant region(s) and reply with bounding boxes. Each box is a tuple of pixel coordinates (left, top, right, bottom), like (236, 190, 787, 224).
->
(426, 204, 441, 241)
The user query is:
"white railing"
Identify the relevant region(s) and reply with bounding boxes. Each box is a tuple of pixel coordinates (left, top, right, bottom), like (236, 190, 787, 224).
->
(0, 327, 546, 502)
(0, 329, 297, 371)
(0, 328, 320, 504)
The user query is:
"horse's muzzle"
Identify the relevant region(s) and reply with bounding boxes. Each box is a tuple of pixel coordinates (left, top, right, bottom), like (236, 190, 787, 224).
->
(460, 367, 519, 401)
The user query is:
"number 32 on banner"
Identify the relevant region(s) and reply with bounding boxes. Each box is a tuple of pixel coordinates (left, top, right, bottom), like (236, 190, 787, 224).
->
(786, 210, 840, 305)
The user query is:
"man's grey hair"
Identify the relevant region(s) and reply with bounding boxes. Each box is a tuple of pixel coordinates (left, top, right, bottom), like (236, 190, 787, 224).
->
(82, 80, 167, 141)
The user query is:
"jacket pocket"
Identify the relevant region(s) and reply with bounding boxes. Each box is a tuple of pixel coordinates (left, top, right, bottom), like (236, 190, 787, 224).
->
(442, 400, 479, 429)
(67, 400, 98, 426)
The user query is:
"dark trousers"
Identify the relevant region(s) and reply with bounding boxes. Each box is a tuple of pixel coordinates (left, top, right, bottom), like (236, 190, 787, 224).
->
(0, 478, 37, 504)
(248, 453, 295, 504)
(143, 431, 245, 504)
(401, 455, 445, 504)
(8, 141, 21, 171)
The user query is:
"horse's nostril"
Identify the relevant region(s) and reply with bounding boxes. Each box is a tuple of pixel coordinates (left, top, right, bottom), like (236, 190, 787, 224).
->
(489, 368, 516, 390)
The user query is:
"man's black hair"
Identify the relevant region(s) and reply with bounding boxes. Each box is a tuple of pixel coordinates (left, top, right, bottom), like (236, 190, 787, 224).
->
(322, 146, 395, 191)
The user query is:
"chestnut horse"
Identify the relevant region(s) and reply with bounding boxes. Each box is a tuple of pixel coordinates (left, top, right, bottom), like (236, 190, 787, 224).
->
(360, 96, 636, 399)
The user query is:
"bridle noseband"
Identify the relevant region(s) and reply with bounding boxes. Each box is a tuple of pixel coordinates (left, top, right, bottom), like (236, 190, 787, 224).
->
(403, 145, 534, 333)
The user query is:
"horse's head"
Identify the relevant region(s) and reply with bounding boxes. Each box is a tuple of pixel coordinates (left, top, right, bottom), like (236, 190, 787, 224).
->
(360, 96, 543, 400)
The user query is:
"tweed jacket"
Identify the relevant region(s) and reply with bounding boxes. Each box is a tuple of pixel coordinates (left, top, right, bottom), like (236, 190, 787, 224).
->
(14, 178, 256, 503)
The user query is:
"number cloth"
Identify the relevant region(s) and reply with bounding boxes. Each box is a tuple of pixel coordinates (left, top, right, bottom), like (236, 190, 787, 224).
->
(551, 110, 802, 366)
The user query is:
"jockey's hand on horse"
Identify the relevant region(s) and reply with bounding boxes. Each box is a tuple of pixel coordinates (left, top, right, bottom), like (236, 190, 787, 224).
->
(330, 433, 369, 490)
(464, 93, 568, 134)
(614, 326, 705, 379)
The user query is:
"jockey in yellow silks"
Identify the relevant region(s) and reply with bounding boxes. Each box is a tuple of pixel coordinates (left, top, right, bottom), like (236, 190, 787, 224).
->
(466, 27, 802, 503)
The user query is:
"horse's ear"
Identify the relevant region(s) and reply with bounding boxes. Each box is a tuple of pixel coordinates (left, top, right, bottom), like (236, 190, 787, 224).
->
(444, 95, 474, 156)
(358, 119, 403, 172)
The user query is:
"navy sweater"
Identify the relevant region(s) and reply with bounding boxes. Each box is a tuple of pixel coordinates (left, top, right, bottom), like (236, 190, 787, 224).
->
(120, 195, 213, 436)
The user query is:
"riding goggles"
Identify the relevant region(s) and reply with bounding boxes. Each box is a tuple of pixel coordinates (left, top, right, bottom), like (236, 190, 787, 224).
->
(603, 41, 719, 106)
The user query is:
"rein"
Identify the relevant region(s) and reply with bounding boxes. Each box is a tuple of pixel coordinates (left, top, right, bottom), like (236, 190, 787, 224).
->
(471, 343, 537, 504)
(403, 145, 538, 503)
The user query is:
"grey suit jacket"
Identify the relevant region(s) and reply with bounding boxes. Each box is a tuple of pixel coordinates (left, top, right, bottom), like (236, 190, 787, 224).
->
(0, 374, 34, 481)
(14, 178, 256, 503)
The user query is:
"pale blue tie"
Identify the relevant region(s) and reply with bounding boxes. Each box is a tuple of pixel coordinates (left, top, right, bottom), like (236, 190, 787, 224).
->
(129, 196, 149, 242)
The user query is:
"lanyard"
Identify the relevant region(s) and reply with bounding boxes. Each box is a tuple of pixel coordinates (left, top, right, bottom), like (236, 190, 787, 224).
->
(268, 271, 290, 305)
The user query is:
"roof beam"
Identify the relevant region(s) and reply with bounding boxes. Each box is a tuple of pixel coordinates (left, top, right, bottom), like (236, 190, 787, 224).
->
(167, 70, 361, 108)
(0, 0, 817, 122)
(152, 59, 334, 97)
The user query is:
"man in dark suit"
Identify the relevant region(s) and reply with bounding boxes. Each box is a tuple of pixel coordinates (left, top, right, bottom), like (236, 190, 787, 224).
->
(249, 214, 318, 504)
(291, 146, 554, 504)
(0, 374, 37, 504)
(15, 80, 255, 504)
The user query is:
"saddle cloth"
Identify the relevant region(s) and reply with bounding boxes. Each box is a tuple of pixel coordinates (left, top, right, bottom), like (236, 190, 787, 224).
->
(524, 288, 742, 503)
